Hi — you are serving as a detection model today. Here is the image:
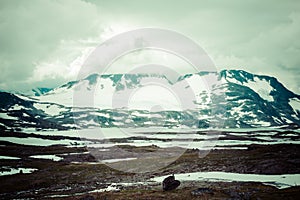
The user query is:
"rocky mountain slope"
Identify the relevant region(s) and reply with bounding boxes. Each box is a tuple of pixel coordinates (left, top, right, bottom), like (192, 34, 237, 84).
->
(0, 70, 299, 130)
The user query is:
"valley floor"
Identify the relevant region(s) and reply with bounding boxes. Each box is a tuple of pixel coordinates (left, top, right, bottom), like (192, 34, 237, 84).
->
(0, 129, 300, 199)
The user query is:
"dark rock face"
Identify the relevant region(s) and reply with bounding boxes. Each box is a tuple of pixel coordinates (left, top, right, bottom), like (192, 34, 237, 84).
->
(162, 175, 181, 191)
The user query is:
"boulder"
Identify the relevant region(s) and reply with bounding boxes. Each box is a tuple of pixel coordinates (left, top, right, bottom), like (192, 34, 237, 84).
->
(162, 174, 181, 191)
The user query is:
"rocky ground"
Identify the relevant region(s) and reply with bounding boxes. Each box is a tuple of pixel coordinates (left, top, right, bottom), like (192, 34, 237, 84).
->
(0, 130, 300, 199)
(73, 182, 300, 200)
(0, 128, 300, 200)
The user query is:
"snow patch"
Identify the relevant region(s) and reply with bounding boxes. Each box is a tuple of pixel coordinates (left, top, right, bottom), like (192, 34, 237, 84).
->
(151, 172, 300, 189)
(243, 77, 273, 101)
(8, 104, 26, 111)
(102, 157, 137, 163)
(34, 103, 67, 116)
(0, 156, 20, 160)
(0, 167, 37, 176)
(0, 113, 18, 120)
(30, 155, 63, 161)
(289, 98, 300, 113)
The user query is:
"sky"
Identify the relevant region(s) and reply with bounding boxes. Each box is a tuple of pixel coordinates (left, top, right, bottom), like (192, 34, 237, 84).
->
(0, 0, 299, 93)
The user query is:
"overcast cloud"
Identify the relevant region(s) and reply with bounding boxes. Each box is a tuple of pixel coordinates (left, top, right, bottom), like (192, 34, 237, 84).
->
(0, 0, 299, 93)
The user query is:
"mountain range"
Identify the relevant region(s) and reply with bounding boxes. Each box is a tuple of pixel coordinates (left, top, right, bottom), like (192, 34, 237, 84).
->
(0, 69, 299, 131)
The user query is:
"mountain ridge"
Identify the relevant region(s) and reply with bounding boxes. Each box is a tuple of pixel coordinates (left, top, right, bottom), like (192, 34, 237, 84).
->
(0, 69, 299, 130)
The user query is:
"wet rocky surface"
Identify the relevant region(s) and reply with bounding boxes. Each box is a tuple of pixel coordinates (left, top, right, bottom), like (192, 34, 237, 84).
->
(76, 182, 300, 200)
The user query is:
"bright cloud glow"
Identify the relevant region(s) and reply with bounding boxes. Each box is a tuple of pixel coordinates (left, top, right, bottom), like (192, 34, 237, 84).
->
(0, 0, 299, 94)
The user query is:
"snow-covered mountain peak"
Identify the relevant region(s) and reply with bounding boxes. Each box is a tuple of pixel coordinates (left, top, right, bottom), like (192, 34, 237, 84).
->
(1, 69, 299, 129)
